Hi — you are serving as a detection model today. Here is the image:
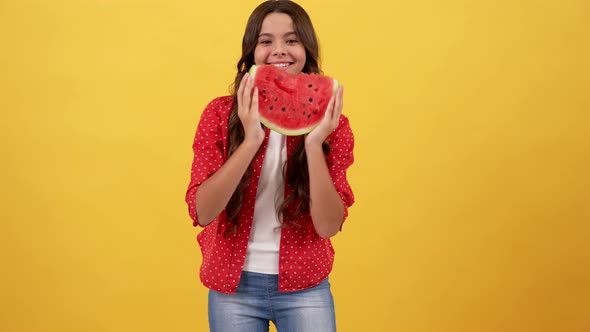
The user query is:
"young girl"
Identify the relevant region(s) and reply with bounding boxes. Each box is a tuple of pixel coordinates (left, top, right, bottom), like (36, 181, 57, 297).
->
(185, 1, 354, 331)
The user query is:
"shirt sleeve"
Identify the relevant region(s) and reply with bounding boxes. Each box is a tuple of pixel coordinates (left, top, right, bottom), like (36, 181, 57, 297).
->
(185, 97, 230, 227)
(325, 115, 355, 226)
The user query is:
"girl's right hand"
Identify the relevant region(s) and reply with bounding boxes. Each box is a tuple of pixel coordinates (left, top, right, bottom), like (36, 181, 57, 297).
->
(237, 73, 265, 147)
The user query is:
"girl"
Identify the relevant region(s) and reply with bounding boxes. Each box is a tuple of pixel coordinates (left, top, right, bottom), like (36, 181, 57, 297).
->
(185, 1, 354, 331)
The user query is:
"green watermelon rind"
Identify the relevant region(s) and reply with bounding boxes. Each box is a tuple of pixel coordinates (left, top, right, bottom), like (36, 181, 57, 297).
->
(248, 65, 339, 136)
(260, 118, 319, 136)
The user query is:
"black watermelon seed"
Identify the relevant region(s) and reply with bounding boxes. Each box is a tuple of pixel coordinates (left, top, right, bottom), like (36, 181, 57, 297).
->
(269, 106, 273, 111)
(262, 89, 266, 94)
(308, 97, 313, 103)
(307, 114, 311, 118)
(281, 107, 286, 112)
(308, 83, 313, 88)
(274, 97, 278, 102)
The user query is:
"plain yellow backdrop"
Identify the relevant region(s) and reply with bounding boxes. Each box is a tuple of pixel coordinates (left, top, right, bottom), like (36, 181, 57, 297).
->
(1, 0, 588, 331)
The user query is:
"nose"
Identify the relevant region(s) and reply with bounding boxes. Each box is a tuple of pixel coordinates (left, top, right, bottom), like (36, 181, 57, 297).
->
(272, 42, 286, 56)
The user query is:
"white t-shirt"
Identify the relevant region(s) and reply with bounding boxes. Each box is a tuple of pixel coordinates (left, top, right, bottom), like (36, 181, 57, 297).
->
(242, 130, 287, 274)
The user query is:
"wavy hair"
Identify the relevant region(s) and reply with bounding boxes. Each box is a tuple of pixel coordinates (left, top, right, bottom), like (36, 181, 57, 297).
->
(225, 0, 329, 229)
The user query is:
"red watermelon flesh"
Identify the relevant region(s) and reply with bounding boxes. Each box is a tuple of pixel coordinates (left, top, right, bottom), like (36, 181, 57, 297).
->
(249, 65, 338, 136)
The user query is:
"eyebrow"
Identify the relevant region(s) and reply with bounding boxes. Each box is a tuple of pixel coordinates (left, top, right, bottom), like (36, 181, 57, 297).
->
(258, 31, 298, 38)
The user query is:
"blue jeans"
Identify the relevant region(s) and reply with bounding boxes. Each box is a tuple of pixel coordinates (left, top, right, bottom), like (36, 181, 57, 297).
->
(208, 271, 336, 332)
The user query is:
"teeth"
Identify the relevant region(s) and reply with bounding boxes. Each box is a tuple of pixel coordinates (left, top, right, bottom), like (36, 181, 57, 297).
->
(272, 63, 289, 68)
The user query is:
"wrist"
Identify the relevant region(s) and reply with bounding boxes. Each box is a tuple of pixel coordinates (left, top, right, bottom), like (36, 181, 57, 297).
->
(240, 138, 263, 154)
(243, 129, 265, 148)
(304, 138, 324, 152)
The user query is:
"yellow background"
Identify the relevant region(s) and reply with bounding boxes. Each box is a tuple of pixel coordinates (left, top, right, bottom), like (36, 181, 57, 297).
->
(1, 0, 588, 331)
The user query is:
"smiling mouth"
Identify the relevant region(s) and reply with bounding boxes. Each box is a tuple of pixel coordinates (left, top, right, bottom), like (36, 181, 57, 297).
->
(269, 62, 292, 70)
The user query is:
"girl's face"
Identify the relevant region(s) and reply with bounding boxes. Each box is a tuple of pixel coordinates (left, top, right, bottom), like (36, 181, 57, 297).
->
(254, 12, 306, 75)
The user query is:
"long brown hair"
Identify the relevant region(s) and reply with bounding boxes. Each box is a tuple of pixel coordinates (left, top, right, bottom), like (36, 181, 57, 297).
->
(225, 0, 329, 227)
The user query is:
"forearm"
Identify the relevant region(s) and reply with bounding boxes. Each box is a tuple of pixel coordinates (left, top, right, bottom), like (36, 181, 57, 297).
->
(305, 141, 345, 238)
(195, 141, 260, 226)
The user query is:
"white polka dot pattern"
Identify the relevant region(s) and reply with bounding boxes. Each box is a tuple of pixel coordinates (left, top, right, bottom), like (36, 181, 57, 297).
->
(184, 96, 355, 293)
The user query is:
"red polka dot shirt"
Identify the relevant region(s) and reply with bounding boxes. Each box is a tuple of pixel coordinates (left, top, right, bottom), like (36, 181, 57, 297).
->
(185, 96, 355, 293)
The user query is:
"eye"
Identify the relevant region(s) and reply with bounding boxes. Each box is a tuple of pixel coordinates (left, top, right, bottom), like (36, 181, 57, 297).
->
(286, 39, 299, 44)
(259, 39, 271, 45)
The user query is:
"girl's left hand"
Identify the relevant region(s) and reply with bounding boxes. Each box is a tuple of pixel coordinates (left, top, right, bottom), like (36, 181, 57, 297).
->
(305, 86, 344, 146)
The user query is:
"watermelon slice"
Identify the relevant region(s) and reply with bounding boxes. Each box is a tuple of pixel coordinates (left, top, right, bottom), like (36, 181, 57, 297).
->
(249, 65, 339, 136)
